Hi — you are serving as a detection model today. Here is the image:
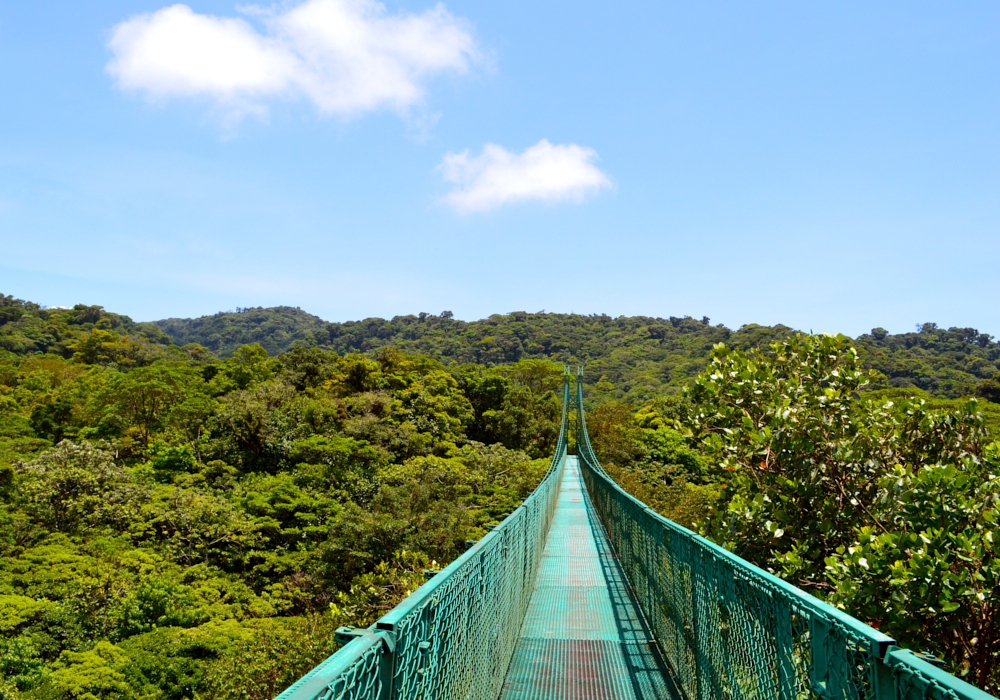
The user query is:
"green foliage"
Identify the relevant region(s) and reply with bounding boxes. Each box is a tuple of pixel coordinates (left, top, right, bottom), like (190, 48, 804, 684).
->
(148, 443, 197, 481)
(674, 333, 999, 690)
(0, 295, 175, 362)
(116, 621, 255, 700)
(0, 634, 45, 691)
(689, 335, 986, 580)
(156, 308, 327, 358)
(977, 374, 1000, 404)
(41, 641, 135, 700)
(5, 292, 1000, 697)
(0, 299, 564, 699)
(856, 323, 1000, 397)
(155, 308, 1000, 403)
(90, 364, 203, 448)
(0, 594, 51, 633)
(826, 447, 1000, 689)
(584, 333, 1000, 690)
(198, 616, 339, 700)
(289, 434, 385, 502)
(584, 401, 716, 529)
(15, 442, 145, 533)
(457, 360, 563, 458)
(157, 310, 778, 402)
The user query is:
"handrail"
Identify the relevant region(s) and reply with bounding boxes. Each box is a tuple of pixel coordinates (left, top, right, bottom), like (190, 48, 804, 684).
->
(573, 367, 996, 700)
(274, 369, 572, 700)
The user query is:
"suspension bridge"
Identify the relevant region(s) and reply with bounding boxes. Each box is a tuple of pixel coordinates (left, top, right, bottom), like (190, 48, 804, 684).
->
(277, 370, 995, 700)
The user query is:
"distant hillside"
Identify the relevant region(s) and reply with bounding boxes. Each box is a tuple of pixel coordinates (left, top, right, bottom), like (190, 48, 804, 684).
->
(856, 323, 1000, 397)
(154, 307, 1000, 402)
(0, 293, 174, 362)
(155, 306, 327, 357)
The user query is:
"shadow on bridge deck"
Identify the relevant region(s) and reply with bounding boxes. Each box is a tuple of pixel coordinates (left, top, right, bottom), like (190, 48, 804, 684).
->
(499, 457, 681, 700)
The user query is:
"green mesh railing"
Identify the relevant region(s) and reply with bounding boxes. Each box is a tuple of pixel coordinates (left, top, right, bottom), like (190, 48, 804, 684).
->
(275, 371, 572, 700)
(573, 368, 996, 700)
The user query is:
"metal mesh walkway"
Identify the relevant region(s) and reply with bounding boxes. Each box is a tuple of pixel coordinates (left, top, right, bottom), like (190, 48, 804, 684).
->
(498, 457, 680, 700)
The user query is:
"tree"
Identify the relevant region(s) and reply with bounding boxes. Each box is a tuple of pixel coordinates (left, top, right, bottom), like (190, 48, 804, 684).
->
(977, 375, 1000, 404)
(213, 380, 300, 472)
(689, 334, 986, 587)
(92, 364, 200, 447)
(16, 441, 145, 533)
(41, 641, 136, 700)
(134, 486, 259, 568)
(826, 448, 1000, 690)
(214, 343, 278, 392)
(391, 370, 473, 446)
(687, 334, 997, 688)
(199, 616, 340, 700)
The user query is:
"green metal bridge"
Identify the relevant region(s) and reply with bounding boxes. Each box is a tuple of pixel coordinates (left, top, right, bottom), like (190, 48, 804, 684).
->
(276, 370, 996, 700)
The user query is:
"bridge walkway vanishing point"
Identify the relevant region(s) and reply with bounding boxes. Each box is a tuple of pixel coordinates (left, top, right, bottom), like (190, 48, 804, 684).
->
(498, 456, 679, 700)
(275, 369, 998, 700)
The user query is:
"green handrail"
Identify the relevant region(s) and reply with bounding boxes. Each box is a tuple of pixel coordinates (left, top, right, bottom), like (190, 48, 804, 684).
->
(274, 370, 572, 700)
(573, 367, 996, 700)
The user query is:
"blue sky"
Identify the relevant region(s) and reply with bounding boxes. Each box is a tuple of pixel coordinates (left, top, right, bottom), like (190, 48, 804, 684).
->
(1, 1, 997, 336)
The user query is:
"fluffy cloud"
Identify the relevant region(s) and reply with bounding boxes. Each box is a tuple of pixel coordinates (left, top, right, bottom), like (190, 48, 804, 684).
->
(106, 0, 477, 118)
(440, 140, 612, 212)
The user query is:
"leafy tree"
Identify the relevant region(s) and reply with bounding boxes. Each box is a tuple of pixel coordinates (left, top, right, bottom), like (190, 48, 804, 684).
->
(116, 620, 255, 700)
(289, 434, 386, 502)
(277, 346, 339, 391)
(212, 380, 300, 472)
(40, 641, 136, 700)
(391, 370, 473, 445)
(91, 365, 200, 447)
(0, 634, 44, 691)
(15, 441, 145, 533)
(155, 307, 327, 357)
(678, 333, 997, 687)
(977, 374, 1000, 404)
(199, 615, 339, 700)
(29, 399, 74, 443)
(133, 486, 259, 568)
(147, 443, 197, 482)
(586, 401, 714, 528)
(826, 447, 1000, 690)
(208, 343, 278, 393)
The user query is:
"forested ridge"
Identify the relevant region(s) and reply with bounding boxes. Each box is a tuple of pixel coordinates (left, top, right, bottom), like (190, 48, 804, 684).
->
(155, 307, 1000, 402)
(2, 292, 1000, 697)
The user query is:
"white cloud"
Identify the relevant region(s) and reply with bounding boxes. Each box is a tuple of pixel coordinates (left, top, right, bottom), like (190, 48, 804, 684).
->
(106, 0, 477, 119)
(440, 140, 612, 212)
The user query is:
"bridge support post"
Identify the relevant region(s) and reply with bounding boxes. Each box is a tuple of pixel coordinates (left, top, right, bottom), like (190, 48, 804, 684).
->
(376, 633, 395, 700)
(775, 597, 795, 700)
(692, 554, 714, 700)
(334, 626, 396, 700)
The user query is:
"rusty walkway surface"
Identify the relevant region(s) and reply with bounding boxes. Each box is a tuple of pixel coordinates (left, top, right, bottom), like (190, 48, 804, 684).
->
(498, 457, 680, 700)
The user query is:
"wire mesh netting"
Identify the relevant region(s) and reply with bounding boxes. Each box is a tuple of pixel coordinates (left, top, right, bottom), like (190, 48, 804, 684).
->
(383, 469, 566, 700)
(276, 633, 387, 700)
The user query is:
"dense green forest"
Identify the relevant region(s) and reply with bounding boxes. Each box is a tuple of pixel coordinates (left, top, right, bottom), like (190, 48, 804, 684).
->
(0, 295, 563, 699)
(154, 307, 1000, 401)
(2, 293, 1000, 696)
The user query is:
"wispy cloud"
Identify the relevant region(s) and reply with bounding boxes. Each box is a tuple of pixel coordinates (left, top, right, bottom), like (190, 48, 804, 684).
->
(440, 140, 612, 213)
(106, 0, 478, 122)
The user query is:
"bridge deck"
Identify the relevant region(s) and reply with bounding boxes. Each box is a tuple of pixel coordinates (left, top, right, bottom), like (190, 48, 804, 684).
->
(499, 457, 680, 700)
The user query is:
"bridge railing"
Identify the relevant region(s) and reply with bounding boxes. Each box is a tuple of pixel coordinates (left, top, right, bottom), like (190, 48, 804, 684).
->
(275, 371, 572, 700)
(574, 369, 995, 700)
